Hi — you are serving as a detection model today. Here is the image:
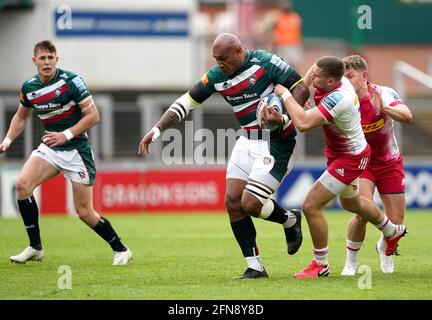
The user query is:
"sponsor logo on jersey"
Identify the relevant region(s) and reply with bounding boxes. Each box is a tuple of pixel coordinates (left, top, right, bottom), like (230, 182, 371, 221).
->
(322, 92, 343, 111)
(226, 92, 258, 102)
(72, 76, 86, 93)
(55, 89, 61, 96)
(250, 57, 260, 63)
(34, 102, 62, 110)
(270, 55, 288, 71)
(222, 81, 230, 89)
(362, 118, 385, 133)
(60, 73, 68, 79)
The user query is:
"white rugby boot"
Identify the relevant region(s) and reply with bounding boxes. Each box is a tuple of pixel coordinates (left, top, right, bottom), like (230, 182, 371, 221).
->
(341, 263, 357, 276)
(113, 247, 132, 266)
(10, 246, 44, 263)
(377, 236, 394, 273)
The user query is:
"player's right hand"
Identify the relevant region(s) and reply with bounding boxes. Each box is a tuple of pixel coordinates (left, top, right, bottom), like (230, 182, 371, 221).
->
(138, 127, 161, 156)
(0, 139, 11, 154)
(259, 104, 271, 126)
(0, 143, 9, 154)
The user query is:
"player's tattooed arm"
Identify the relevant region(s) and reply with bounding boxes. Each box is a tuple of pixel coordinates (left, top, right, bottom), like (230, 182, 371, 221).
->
(155, 109, 181, 131)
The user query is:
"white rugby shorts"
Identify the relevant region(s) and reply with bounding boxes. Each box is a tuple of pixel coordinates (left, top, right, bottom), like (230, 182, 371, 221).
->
(31, 143, 95, 185)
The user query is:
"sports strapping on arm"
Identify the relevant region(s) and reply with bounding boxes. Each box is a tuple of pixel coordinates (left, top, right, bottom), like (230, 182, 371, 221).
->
(139, 80, 212, 156)
(166, 92, 199, 122)
(156, 81, 211, 131)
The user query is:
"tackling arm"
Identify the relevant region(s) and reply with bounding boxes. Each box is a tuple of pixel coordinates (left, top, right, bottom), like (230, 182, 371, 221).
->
(275, 84, 325, 132)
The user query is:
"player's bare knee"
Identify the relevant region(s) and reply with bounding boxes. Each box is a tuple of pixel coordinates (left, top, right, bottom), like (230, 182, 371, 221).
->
(225, 193, 242, 214)
(15, 178, 33, 198)
(301, 200, 313, 216)
(75, 203, 93, 219)
(241, 192, 263, 217)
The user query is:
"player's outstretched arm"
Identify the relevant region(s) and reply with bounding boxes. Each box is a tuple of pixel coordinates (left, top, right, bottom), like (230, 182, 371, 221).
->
(138, 109, 179, 156)
(138, 90, 204, 156)
(42, 97, 99, 147)
(0, 104, 31, 153)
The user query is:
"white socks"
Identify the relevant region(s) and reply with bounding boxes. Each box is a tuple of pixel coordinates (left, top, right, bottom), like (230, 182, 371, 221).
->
(246, 256, 264, 272)
(313, 247, 329, 266)
(283, 211, 297, 229)
(345, 240, 363, 266)
(375, 216, 397, 238)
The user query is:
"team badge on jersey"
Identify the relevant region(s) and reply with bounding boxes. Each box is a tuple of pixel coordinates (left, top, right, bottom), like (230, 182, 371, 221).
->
(222, 81, 230, 89)
(248, 76, 256, 86)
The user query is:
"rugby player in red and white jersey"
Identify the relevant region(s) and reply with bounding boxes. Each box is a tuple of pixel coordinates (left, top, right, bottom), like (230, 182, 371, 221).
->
(340, 55, 413, 276)
(273, 56, 407, 278)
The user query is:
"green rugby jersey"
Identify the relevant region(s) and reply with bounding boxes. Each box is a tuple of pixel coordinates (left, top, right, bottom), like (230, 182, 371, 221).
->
(20, 68, 92, 151)
(189, 49, 302, 138)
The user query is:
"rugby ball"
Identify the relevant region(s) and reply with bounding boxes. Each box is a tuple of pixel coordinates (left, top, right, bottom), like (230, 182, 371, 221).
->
(256, 93, 286, 131)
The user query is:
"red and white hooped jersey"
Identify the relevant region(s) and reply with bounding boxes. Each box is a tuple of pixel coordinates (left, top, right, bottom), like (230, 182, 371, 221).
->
(314, 77, 367, 157)
(359, 84, 404, 164)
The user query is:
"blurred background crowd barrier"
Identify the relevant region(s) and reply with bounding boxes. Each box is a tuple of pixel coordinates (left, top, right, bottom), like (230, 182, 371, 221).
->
(1, 0, 431, 215)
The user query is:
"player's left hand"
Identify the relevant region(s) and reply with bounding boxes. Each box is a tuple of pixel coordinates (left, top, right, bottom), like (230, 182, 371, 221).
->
(367, 83, 384, 112)
(41, 131, 68, 147)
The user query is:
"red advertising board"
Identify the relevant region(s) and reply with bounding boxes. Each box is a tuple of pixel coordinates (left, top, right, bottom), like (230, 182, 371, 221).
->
(40, 168, 227, 214)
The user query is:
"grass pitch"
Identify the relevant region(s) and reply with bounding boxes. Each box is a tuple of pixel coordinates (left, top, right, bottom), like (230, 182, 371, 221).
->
(0, 210, 431, 300)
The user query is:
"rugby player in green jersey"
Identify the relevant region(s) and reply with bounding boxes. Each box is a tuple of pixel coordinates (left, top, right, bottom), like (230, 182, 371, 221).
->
(139, 33, 310, 279)
(0, 40, 132, 266)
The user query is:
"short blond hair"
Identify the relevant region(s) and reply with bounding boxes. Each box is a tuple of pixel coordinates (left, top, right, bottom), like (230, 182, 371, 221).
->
(343, 55, 368, 71)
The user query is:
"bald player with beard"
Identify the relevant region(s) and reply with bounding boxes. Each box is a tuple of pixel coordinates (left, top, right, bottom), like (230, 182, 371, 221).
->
(139, 33, 309, 279)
